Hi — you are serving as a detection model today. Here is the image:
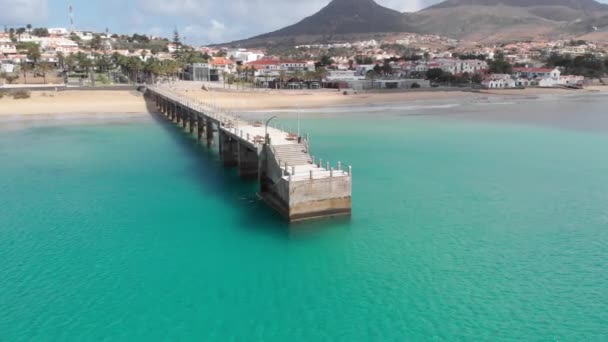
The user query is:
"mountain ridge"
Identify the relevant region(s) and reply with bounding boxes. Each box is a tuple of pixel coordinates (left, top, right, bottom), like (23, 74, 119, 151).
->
(221, 0, 608, 47)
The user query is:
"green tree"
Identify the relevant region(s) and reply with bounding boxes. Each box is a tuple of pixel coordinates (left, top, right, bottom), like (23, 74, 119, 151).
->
(315, 55, 334, 69)
(426, 68, 445, 81)
(172, 28, 182, 60)
(313, 67, 328, 82)
(56, 52, 65, 70)
(488, 51, 513, 74)
(70, 33, 82, 45)
(26, 44, 41, 64)
(32, 28, 49, 37)
(472, 73, 483, 84)
(36, 62, 54, 84)
(64, 54, 77, 73)
(6, 73, 19, 84)
(355, 55, 374, 65)
(366, 70, 377, 83)
(21, 63, 34, 84)
(16, 27, 26, 40)
(90, 34, 103, 51)
(382, 60, 393, 75)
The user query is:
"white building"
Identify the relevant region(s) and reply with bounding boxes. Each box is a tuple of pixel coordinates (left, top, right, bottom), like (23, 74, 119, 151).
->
(326, 70, 363, 81)
(356, 64, 376, 75)
(227, 48, 264, 63)
(48, 28, 69, 36)
(74, 31, 94, 41)
(457, 60, 488, 74)
(483, 74, 516, 88)
(513, 67, 560, 79)
(0, 42, 17, 54)
(1, 62, 16, 73)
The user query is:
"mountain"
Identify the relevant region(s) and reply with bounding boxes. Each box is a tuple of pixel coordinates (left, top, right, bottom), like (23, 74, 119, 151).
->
(224, 0, 415, 47)
(426, 0, 608, 12)
(416, 0, 608, 41)
(222, 0, 608, 47)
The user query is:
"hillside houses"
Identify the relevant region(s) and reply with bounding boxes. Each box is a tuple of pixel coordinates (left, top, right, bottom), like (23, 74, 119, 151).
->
(398, 58, 488, 76)
(245, 59, 316, 75)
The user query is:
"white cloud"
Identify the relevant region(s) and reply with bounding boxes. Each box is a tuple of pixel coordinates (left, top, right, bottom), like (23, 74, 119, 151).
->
(134, 0, 329, 43)
(0, 0, 48, 25)
(134, 0, 209, 17)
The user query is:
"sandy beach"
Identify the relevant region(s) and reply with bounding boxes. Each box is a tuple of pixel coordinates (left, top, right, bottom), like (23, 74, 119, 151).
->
(0, 85, 607, 116)
(171, 83, 608, 111)
(0, 90, 149, 116)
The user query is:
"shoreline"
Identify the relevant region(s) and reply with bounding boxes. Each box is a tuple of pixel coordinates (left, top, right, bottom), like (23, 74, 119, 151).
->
(0, 85, 606, 118)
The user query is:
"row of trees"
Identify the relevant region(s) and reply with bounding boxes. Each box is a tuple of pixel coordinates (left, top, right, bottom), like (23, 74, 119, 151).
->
(4, 25, 49, 42)
(426, 68, 483, 85)
(545, 53, 608, 78)
(58, 51, 184, 83)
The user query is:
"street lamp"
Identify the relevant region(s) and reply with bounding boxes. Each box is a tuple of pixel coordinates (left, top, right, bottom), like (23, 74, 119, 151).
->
(265, 115, 277, 145)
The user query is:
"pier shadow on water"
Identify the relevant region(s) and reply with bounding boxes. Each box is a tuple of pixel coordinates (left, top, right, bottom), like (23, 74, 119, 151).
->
(144, 99, 347, 239)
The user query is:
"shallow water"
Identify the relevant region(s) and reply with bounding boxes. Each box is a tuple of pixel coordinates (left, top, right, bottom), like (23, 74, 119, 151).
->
(1, 95, 607, 340)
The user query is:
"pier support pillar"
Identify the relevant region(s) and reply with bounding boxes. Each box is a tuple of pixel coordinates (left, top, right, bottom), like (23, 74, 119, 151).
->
(238, 143, 259, 180)
(189, 112, 195, 134)
(196, 116, 204, 141)
(182, 107, 187, 129)
(220, 132, 239, 167)
(206, 120, 214, 147)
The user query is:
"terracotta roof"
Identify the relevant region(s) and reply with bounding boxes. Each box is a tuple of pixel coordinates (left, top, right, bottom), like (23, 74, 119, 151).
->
(211, 57, 234, 66)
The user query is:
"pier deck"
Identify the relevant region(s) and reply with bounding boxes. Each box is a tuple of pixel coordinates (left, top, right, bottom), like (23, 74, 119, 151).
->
(147, 85, 352, 222)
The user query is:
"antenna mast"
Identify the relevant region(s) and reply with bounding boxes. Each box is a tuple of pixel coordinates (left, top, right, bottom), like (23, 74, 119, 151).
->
(69, 3, 75, 32)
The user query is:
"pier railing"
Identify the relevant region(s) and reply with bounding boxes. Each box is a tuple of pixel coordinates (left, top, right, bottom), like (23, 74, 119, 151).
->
(148, 85, 351, 183)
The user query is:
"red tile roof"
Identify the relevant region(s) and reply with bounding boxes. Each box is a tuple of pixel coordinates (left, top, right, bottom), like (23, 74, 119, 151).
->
(210, 57, 234, 66)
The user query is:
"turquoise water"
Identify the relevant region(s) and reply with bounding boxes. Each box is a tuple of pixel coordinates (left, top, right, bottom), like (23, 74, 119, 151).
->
(1, 98, 608, 341)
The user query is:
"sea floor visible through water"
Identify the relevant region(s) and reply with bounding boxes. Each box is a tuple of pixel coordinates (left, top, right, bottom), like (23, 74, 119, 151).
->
(1, 94, 607, 341)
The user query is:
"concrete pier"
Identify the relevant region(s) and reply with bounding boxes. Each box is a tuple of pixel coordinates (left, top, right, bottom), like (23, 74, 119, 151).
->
(147, 86, 352, 222)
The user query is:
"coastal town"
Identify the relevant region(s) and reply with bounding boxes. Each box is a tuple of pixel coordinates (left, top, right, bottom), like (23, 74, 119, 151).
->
(1, 26, 607, 94)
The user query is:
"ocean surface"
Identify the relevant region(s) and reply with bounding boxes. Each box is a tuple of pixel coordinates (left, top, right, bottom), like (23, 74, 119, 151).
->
(1, 94, 607, 341)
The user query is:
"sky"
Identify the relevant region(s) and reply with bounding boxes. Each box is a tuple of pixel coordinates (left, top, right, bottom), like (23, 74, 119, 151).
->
(1, 0, 607, 45)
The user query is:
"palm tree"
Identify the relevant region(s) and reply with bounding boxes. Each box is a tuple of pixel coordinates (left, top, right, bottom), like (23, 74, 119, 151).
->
(246, 66, 256, 86)
(314, 67, 328, 84)
(56, 52, 65, 70)
(278, 70, 287, 89)
(36, 62, 53, 84)
(21, 62, 33, 84)
(16, 27, 26, 41)
(222, 71, 228, 88)
(64, 54, 77, 73)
